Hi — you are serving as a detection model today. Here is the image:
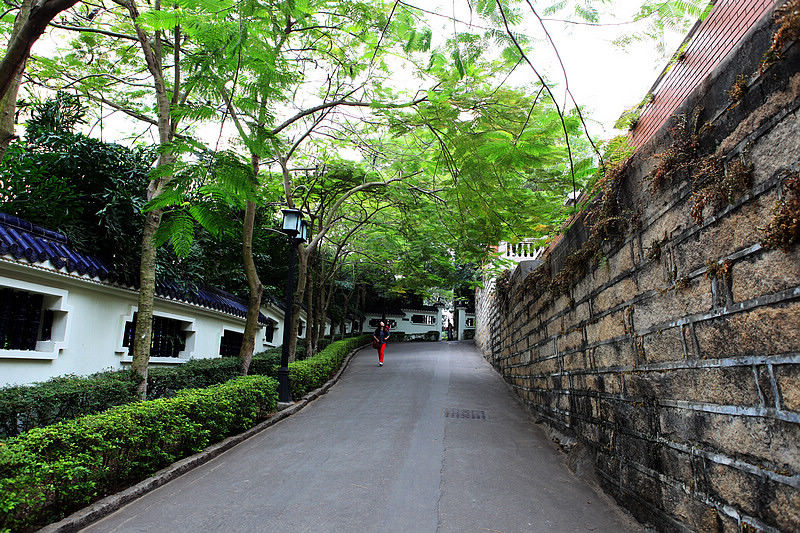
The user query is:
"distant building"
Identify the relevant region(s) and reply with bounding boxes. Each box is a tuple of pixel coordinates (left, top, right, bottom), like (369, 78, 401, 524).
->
(362, 299, 445, 339)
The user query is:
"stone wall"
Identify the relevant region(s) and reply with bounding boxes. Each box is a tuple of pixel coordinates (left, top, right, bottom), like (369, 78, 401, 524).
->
(475, 5, 800, 532)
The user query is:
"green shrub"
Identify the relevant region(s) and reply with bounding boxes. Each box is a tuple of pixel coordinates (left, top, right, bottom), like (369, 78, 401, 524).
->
(0, 375, 278, 532)
(287, 335, 370, 399)
(146, 357, 243, 399)
(389, 331, 407, 342)
(424, 330, 440, 342)
(0, 372, 139, 439)
(249, 350, 281, 376)
(0, 336, 368, 441)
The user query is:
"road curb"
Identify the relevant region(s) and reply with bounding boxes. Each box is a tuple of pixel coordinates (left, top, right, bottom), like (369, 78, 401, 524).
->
(39, 343, 369, 533)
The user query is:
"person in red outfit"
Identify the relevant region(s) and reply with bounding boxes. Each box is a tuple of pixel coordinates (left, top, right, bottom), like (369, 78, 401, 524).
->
(373, 321, 390, 366)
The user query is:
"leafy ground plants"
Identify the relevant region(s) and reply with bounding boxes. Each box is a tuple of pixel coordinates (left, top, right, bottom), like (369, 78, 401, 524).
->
(763, 171, 800, 251)
(0, 334, 370, 531)
(0, 376, 278, 532)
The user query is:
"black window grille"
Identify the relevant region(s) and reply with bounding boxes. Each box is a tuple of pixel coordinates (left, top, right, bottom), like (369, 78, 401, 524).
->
(0, 288, 52, 350)
(297, 320, 305, 337)
(264, 320, 275, 343)
(412, 314, 435, 325)
(122, 312, 187, 358)
(219, 330, 243, 357)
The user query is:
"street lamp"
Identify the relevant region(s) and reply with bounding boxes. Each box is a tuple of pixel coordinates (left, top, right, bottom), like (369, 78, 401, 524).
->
(278, 209, 307, 404)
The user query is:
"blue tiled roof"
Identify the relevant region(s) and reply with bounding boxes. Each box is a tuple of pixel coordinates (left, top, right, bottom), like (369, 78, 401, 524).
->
(157, 280, 269, 324)
(0, 212, 267, 324)
(0, 212, 113, 279)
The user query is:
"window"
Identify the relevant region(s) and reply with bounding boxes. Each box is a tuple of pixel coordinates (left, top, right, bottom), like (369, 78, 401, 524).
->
(465, 317, 475, 328)
(0, 288, 50, 350)
(264, 319, 276, 344)
(0, 279, 69, 359)
(412, 314, 436, 325)
(297, 320, 305, 337)
(219, 330, 243, 357)
(122, 312, 188, 358)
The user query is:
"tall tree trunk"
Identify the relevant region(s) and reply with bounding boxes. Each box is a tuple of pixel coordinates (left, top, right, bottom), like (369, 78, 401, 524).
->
(238, 198, 262, 374)
(131, 207, 163, 398)
(315, 278, 329, 347)
(238, 153, 263, 374)
(287, 246, 308, 363)
(127, 0, 178, 399)
(358, 285, 366, 332)
(310, 254, 326, 355)
(340, 287, 354, 340)
(304, 250, 315, 357)
(0, 0, 31, 161)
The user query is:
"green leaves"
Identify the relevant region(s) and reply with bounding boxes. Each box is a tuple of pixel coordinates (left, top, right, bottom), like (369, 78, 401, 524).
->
(0, 375, 279, 531)
(154, 210, 196, 257)
(145, 149, 259, 258)
(404, 28, 433, 53)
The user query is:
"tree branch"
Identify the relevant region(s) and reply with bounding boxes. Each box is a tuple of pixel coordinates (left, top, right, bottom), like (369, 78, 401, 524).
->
(48, 21, 140, 41)
(0, 0, 80, 101)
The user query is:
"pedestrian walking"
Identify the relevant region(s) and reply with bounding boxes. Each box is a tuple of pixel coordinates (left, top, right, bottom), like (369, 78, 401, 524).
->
(373, 321, 390, 366)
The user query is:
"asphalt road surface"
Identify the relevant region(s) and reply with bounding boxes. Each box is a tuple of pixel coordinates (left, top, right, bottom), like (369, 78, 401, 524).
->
(82, 341, 641, 533)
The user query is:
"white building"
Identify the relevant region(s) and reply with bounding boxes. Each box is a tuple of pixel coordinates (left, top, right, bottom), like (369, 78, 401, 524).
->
(0, 213, 290, 386)
(362, 302, 445, 340)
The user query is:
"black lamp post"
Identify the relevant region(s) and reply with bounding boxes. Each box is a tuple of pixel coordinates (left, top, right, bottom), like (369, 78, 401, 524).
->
(278, 208, 308, 403)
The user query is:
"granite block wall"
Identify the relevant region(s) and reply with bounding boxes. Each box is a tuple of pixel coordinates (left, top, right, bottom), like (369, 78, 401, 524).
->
(475, 5, 800, 531)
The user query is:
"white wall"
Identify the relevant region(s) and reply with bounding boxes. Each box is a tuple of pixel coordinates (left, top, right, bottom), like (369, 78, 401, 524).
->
(456, 307, 476, 340)
(362, 308, 444, 337)
(257, 302, 284, 352)
(257, 305, 329, 352)
(0, 261, 257, 387)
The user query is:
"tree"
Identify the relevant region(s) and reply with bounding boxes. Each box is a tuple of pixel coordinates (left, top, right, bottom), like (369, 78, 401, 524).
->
(191, 0, 432, 369)
(0, 0, 80, 158)
(30, 0, 227, 397)
(7, 0, 716, 388)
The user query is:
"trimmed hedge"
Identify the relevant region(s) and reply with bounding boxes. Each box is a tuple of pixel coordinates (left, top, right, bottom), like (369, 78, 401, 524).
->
(287, 335, 369, 399)
(0, 375, 278, 532)
(145, 351, 282, 400)
(0, 336, 365, 440)
(0, 373, 139, 439)
(388, 330, 440, 342)
(0, 352, 284, 439)
(0, 335, 370, 531)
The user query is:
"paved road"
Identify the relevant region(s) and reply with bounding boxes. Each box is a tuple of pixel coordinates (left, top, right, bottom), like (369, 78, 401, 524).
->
(84, 341, 640, 533)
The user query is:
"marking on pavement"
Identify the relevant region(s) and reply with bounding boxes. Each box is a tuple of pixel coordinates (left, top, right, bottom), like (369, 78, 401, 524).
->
(443, 408, 487, 420)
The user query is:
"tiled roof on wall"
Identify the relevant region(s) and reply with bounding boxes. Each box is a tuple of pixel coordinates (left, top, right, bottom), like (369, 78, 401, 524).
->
(0, 212, 267, 324)
(630, 0, 775, 147)
(0, 212, 112, 280)
(156, 280, 269, 324)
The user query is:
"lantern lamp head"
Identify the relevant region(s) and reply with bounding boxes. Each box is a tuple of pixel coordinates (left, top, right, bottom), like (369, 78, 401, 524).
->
(298, 218, 309, 243)
(281, 208, 302, 236)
